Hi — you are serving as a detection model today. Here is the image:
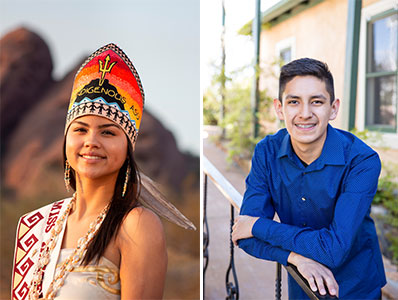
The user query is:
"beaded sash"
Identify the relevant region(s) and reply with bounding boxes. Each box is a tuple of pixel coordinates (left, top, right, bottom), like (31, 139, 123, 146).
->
(11, 198, 73, 300)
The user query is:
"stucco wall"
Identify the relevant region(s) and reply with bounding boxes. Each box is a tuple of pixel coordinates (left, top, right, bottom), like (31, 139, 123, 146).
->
(259, 0, 349, 129)
(363, 0, 382, 7)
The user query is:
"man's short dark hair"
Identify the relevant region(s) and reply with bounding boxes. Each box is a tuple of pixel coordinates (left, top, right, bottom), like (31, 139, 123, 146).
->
(278, 58, 335, 103)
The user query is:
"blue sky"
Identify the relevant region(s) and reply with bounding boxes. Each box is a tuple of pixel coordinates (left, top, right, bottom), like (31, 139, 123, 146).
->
(0, 0, 200, 154)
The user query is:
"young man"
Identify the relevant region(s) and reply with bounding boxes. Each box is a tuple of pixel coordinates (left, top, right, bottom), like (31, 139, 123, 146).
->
(232, 58, 386, 299)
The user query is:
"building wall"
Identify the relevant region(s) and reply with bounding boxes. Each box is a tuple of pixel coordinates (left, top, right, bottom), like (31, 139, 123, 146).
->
(259, 0, 349, 129)
(363, 0, 382, 7)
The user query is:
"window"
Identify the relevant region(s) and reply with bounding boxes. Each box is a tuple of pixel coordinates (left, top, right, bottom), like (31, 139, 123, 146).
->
(279, 47, 292, 64)
(275, 37, 295, 65)
(365, 10, 398, 132)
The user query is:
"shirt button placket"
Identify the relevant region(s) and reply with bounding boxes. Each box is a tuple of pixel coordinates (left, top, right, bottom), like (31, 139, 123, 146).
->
(300, 171, 308, 227)
(300, 197, 307, 226)
(298, 172, 307, 227)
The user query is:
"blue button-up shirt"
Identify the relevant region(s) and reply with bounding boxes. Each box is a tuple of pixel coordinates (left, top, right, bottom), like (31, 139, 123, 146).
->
(238, 125, 386, 299)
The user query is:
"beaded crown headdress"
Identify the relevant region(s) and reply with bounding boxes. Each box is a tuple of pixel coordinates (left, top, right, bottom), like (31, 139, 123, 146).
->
(65, 43, 144, 145)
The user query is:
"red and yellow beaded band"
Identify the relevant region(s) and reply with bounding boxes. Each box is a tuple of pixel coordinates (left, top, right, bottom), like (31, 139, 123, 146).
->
(65, 43, 145, 145)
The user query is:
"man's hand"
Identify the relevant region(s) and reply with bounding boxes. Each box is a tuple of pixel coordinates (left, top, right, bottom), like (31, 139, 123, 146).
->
(232, 215, 259, 246)
(288, 252, 339, 297)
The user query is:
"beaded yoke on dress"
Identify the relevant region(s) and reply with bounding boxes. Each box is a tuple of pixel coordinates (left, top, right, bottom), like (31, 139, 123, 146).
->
(49, 249, 120, 299)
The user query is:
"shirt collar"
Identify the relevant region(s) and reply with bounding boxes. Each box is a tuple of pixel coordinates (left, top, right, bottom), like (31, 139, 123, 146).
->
(277, 124, 346, 167)
(319, 124, 346, 166)
(277, 133, 292, 159)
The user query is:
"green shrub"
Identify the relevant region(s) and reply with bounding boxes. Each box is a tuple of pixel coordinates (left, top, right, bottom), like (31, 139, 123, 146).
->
(218, 80, 274, 162)
(387, 234, 398, 265)
(203, 87, 220, 125)
(350, 128, 383, 145)
(373, 164, 398, 264)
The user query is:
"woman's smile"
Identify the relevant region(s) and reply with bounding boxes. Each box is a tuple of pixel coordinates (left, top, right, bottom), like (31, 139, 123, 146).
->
(79, 152, 107, 163)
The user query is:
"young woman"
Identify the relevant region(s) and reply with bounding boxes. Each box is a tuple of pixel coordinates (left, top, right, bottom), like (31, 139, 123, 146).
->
(11, 43, 194, 300)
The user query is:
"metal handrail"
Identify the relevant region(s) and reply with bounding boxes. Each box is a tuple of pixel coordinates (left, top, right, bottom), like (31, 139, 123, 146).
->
(203, 155, 338, 300)
(203, 156, 242, 210)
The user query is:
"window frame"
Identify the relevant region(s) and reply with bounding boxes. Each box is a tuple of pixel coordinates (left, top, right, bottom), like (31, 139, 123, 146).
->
(357, 0, 398, 148)
(275, 36, 296, 65)
(365, 9, 398, 133)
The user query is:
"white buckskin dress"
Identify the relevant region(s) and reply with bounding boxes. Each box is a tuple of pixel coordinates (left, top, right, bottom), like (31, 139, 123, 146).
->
(48, 248, 120, 299)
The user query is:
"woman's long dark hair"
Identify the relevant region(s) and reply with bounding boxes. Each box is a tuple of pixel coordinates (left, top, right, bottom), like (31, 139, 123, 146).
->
(63, 137, 141, 266)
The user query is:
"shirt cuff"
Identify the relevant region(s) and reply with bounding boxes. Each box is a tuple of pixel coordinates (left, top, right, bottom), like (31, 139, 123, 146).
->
(238, 238, 290, 266)
(252, 217, 272, 241)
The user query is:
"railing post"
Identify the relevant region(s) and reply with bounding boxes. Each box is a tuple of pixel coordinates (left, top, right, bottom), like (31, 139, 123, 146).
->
(225, 204, 239, 299)
(203, 174, 209, 297)
(275, 263, 281, 300)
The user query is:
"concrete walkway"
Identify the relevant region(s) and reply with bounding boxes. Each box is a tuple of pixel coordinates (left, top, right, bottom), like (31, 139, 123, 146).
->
(203, 128, 289, 300)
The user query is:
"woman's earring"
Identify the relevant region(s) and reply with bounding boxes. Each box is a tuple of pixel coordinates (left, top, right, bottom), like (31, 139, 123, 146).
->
(64, 160, 71, 192)
(122, 164, 131, 198)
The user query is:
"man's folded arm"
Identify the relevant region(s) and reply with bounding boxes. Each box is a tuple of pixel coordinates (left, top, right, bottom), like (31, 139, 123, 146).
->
(238, 141, 290, 265)
(238, 237, 290, 265)
(239, 179, 291, 266)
